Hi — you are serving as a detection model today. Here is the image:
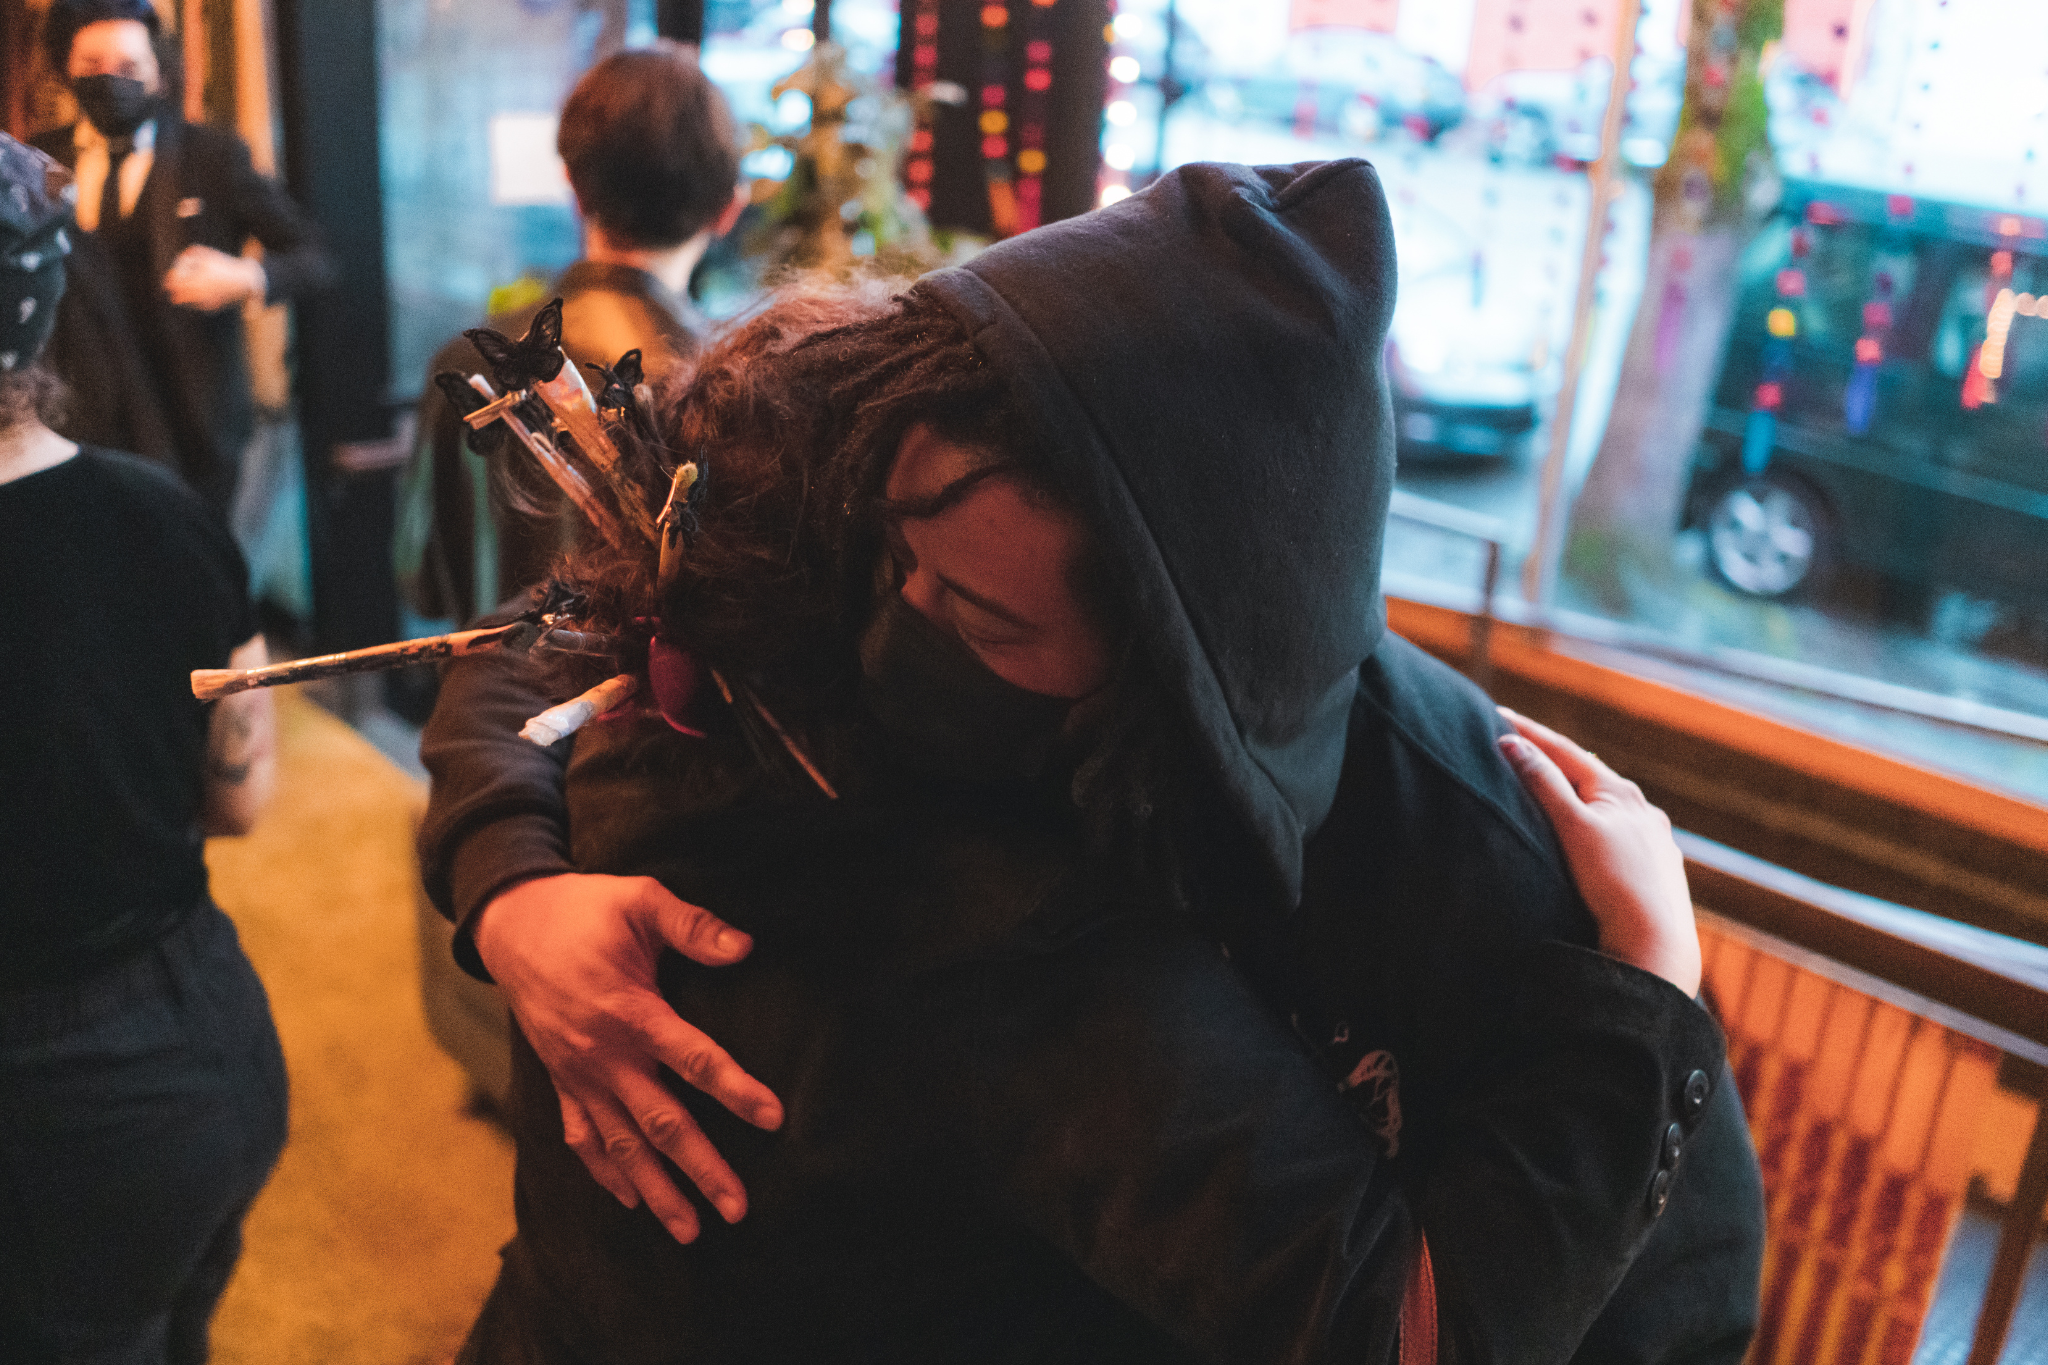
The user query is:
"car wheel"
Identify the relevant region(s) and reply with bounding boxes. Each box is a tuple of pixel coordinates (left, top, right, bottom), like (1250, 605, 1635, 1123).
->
(1706, 476, 1828, 598)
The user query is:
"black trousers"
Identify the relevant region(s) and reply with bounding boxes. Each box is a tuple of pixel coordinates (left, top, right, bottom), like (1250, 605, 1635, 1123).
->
(0, 900, 288, 1364)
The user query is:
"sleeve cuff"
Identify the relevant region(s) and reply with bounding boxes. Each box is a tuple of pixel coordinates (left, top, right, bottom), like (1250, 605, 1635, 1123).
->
(1515, 940, 1729, 1138)
(446, 813, 575, 981)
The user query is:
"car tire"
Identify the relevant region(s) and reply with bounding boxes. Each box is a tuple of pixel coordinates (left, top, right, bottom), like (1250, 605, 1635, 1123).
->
(1706, 475, 1830, 599)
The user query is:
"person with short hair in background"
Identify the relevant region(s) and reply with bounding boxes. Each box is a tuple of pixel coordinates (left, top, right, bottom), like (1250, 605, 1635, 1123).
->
(397, 39, 746, 629)
(31, 0, 335, 520)
(0, 131, 286, 1365)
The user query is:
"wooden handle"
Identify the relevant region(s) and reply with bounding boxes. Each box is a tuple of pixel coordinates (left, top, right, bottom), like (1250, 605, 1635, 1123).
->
(190, 623, 528, 700)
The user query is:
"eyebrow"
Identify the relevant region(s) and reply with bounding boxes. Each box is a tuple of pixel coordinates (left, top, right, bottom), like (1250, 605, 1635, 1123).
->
(936, 571, 1034, 630)
(884, 521, 1036, 631)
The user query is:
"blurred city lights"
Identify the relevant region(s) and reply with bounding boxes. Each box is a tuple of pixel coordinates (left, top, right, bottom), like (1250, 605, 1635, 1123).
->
(782, 27, 815, 50)
(1100, 183, 1131, 206)
(1104, 144, 1135, 170)
(1107, 100, 1136, 126)
(1108, 55, 1141, 84)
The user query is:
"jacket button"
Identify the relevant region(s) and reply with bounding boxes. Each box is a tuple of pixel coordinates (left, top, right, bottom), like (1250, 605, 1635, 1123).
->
(1662, 1121, 1684, 1168)
(1682, 1069, 1711, 1118)
(1648, 1168, 1673, 1217)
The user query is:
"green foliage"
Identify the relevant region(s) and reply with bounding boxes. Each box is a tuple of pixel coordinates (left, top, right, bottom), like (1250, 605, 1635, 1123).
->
(1656, 0, 1785, 226)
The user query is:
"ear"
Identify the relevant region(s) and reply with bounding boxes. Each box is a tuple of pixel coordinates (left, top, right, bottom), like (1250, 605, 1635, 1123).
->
(615, 348, 644, 388)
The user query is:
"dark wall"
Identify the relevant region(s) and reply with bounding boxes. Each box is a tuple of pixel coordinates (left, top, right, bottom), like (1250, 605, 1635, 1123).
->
(276, 0, 398, 650)
(901, 0, 1106, 237)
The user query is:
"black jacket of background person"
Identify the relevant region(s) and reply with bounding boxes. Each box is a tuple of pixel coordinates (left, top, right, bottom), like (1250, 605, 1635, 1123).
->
(398, 261, 709, 627)
(32, 117, 333, 513)
(418, 161, 1763, 1362)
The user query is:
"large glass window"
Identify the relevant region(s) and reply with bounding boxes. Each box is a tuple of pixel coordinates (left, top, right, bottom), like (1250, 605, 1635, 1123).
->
(379, 0, 902, 391)
(1129, 0, 2048, 805)
(378, 0, 661, 396)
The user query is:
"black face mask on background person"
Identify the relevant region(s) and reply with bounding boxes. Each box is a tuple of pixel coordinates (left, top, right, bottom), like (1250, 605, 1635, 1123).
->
(70, 75, 157, 140)
(858, 593, 1074, 786)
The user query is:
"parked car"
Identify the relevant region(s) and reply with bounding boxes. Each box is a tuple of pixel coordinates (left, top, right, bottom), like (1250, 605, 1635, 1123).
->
(1199, 30, 1465, 146)
(1383, 203, 1548, 462)
(1386, 330, 1541, 461)
(1682, 179, 2048, 615)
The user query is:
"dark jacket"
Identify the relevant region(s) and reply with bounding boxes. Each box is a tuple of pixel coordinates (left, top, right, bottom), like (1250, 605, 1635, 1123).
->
(445, 701, 1728, 1365)
(423, 636, 1760, 1365)
(33, 118, 334, 515)
(420, 160, 1761, 1362)
(397, 261, 709, 625)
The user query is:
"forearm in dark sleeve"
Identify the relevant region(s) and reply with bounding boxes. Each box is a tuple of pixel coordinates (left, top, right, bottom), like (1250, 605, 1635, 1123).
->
(1416, 943, 1726, 1365)
(224, 139, 336, 302)
(418, 636, 575, 978)
(948, 930, 1726, 1365)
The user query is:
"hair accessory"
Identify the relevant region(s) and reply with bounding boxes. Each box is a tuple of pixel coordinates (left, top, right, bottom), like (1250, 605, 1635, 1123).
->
(656, 450, 708, 593)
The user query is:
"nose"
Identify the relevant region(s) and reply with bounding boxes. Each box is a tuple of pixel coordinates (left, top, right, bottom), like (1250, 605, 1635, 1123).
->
(897, 563, 945, 623)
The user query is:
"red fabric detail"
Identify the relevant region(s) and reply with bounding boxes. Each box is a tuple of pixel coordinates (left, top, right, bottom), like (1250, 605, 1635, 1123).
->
(648, 635, 705, 738)
(1401, 1233, 1437, 1365)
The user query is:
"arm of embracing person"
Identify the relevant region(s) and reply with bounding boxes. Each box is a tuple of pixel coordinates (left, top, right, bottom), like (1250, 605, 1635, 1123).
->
(215, 127, 336, 304)
(936, 709, 1720, 1365)
(942, 922, 1724, 1365)
(418, 636, 784, 1244)
(417, 637, 578, 965)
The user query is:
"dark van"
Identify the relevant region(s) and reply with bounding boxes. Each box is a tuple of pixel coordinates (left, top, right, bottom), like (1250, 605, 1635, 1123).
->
(1682, 179, 2048, 614)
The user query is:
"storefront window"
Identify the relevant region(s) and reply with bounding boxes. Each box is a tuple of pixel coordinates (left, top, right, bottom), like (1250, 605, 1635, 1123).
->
(1117, 0, 2048, 803)
(1548, 1, 2048, 803)
(1095, 0, 1669, 663)
(378, 0, 660, 396)
(702, 0, 902, 133)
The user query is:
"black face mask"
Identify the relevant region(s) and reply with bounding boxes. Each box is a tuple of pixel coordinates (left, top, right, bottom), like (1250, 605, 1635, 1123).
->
(858, 593, 1073, 785)
(71, 75, 157, 140)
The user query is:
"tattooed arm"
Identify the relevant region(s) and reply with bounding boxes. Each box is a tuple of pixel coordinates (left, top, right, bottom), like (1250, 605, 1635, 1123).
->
(203, 633, 279, 837)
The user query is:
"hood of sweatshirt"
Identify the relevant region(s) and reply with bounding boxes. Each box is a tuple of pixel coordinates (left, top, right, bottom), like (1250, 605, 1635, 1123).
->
(918, 159, 1398, 908)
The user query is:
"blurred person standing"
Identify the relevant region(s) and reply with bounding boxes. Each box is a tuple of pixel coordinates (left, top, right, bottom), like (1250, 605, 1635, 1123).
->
(0, 132, 287, 1364)
(32, 0, 333, 519)
(397, 40, 743, 627)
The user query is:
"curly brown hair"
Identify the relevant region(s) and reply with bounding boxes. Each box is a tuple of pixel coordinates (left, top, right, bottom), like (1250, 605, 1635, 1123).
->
(529, 275, 1219, 911)
(0, 364, 67, 434)
(548, 276, 1070, 705)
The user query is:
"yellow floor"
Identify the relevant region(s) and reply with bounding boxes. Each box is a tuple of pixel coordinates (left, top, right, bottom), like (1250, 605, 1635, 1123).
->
(203, 690, 515, 1365)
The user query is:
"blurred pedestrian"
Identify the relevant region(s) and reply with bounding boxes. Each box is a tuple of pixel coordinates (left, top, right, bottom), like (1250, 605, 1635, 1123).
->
(33, 0, 334, 518)
(397, 39, 744, 627)
(0, 131, 286, 1365)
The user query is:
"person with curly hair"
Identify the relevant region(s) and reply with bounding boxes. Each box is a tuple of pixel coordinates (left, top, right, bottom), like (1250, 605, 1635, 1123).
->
(422, 161, 1762, 1363)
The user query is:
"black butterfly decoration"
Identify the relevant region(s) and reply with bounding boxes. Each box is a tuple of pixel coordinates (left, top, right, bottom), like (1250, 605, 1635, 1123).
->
(464, 297, 568, 391)
(434, 370, 511, 459)
(587, 348, 644, 416)
(434, 368, 551, 461)
(432, 370, 487, 420)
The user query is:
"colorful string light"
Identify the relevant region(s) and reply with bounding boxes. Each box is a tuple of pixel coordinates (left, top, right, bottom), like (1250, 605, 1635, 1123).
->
(1744, 221, 1813, 475)
(904, 0, 942, 212)
(1098, 0, 1131, 208)
(976, 3, 1018, 234)
(1014, 0, 1057, 232)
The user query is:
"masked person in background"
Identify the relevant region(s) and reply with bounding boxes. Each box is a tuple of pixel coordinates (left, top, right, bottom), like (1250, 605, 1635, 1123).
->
(33, 0, 333, 519)
(397, 41, 746, 631)
(423, 160, 1763, 1362)
(0, 133, 286, 1365)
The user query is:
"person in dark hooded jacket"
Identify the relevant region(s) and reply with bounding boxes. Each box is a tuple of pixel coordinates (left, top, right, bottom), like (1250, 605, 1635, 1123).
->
(421, 161, 1763, 1363)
